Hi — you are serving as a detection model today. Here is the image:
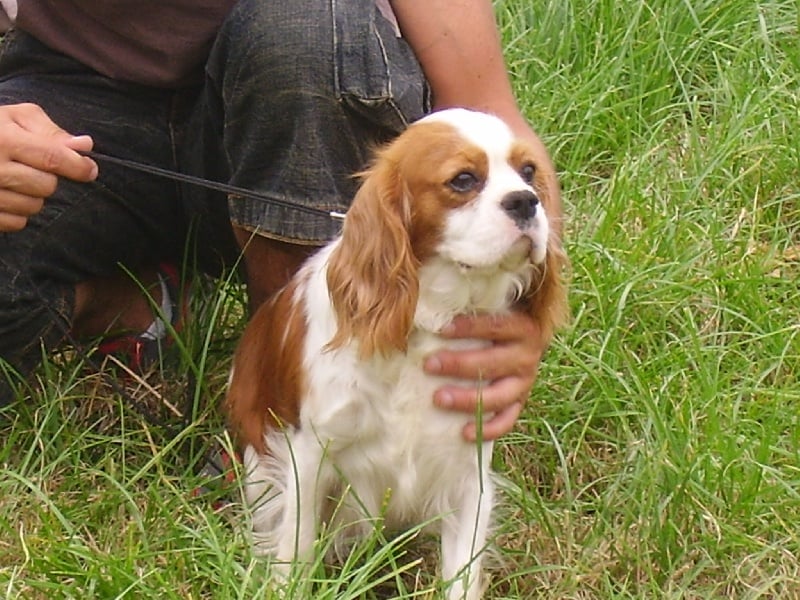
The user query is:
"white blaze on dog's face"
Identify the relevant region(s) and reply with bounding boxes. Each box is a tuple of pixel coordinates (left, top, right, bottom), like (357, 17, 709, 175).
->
(410, 109, 550, 270)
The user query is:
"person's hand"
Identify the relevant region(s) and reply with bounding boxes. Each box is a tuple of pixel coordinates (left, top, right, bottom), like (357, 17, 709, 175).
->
(424, 311, 546, 442)
(0, 103, 98, 231)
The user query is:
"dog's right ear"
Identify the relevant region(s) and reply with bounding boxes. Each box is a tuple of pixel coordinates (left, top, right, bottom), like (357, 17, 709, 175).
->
(326, 152, 420, 359)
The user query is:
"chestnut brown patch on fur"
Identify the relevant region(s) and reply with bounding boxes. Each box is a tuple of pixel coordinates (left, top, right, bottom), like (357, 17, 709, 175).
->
(225, 277, 307, 454)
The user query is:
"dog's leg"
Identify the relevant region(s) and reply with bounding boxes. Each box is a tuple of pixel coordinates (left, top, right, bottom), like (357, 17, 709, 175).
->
(440, 454, 495, 600)
(243, 445, 283, 557)
(272, 431, 329, 567)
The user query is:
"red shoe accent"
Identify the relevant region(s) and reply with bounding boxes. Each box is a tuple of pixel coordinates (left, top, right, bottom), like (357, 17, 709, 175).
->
(95, 262, 188, 373)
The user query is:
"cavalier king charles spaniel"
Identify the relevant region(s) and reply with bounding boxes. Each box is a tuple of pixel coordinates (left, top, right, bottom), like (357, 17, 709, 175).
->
(225, 108, 568, 599)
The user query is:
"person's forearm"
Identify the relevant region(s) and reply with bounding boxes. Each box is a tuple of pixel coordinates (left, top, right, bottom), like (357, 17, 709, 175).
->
(391, 0, 562, 233)
(391, 0, 516, 115)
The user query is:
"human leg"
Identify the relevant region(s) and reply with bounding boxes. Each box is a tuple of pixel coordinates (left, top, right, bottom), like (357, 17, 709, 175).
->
(0, 31, 207, 403)
(72, 268, 163, 340)
(229, 230, 312, 311)
(188, 0, 429, 308)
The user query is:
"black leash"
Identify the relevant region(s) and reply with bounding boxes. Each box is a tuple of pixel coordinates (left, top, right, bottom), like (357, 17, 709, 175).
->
(7, 150, 350, 471)
(82, 150, 347, 222)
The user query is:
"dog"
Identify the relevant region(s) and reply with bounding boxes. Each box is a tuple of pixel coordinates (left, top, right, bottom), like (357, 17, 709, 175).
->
(225, 108, 568, 599)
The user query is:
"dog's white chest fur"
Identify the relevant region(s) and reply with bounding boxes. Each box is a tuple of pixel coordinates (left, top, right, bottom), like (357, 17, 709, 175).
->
(308, 345, 490, 519)
(278, 246, 493, 523)
(242, 245, 498, 600)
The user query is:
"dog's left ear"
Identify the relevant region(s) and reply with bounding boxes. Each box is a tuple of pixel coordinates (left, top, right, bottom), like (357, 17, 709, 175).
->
(523, 174, 570, 344)
(326, 152, 419, 358)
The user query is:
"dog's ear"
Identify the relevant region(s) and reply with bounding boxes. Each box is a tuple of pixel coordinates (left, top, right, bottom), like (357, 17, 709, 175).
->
(326, 153, 419, 358)
(522, 172, 570, 345)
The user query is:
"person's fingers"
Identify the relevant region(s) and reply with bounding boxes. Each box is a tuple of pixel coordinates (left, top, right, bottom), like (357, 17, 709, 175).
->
(438, 311, 537, 342)
(0, 103, 97, 182)
(0, 189, 45, 219)
(9, 136, 98, 182)
(462, 400, 524, 442)
(433, 376, 533, 415)
(425, 311, 546, 441)
(0, 211, 31, 232)
(0, 160, 60, 198)
(64, 134, 94, 153)
(424, 340, 541, 382)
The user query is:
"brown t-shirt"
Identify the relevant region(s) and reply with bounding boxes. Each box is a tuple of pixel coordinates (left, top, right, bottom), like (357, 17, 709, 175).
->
(17, 1, 237, 88)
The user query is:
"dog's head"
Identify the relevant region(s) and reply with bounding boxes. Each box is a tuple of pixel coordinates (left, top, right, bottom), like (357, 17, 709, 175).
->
(327, 108, 567, 357)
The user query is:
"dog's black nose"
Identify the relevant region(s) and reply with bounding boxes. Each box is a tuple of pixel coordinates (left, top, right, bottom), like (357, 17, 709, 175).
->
(501, 190, 539, 227)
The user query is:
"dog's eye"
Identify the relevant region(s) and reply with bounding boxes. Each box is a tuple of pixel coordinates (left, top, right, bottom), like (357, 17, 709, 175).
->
(520, 163, 536, 185)
(448, 171, 480, 193)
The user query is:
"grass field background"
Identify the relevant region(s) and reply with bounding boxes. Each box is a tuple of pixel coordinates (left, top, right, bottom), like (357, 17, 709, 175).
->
(1, 0, 799, 598)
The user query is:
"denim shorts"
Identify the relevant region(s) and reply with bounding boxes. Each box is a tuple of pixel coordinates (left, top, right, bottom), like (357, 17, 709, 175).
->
(0, 0, 428, 401)
(197, 0, 429, 245)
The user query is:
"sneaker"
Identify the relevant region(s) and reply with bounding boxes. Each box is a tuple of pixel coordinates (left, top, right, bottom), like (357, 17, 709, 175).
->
(192, 443, 240, 510)
(96, 262, 188, 373)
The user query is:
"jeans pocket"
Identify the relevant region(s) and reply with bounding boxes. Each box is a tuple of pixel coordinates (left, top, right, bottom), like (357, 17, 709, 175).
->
(332, 0, 429, 133)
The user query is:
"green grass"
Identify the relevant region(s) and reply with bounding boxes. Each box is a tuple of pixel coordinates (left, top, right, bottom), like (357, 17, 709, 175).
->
(2, 0, 799, 597)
